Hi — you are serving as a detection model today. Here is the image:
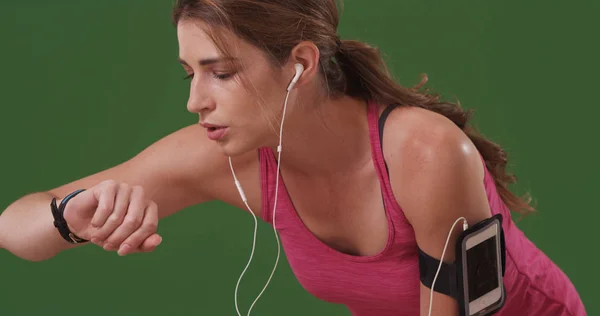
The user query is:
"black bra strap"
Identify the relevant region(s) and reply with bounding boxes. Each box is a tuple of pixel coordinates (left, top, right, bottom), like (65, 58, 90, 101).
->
(378, 103, 399, 148)
(378, 104, 400, 174)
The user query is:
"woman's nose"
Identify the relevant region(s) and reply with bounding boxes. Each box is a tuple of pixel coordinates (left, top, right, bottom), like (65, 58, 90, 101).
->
(186, 81, 216, 113)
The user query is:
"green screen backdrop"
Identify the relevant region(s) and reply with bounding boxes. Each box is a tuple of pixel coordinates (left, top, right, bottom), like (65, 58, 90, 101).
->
(1, 1, 597, 315)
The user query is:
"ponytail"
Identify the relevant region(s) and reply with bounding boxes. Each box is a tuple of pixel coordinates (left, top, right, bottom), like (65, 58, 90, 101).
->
(333, 40, 535, 216)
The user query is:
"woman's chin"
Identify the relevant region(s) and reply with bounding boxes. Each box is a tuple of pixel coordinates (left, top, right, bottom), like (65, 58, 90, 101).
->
(217, 140, 257, 158)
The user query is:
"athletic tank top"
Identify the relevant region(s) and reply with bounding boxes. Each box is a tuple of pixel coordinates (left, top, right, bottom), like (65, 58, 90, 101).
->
(257, 100, 586, 315)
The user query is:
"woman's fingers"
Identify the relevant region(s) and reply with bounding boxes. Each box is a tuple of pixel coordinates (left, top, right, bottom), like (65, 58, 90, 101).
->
(89, 180, 119, 229)
(103, 186, 147, 250)
(138, 234, 163, 253)
(78, 181, 161, 255)
(117, 201, 160, 256)
(92, 183, 132, 246)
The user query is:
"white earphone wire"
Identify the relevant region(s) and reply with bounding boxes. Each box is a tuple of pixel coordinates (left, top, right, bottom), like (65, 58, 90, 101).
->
(428, 217, 469, 316)
(246, 86, 290, 315)
(230, 81, 293, 316)
(229, 63, 468, 316)
(229, 157, 259, 316)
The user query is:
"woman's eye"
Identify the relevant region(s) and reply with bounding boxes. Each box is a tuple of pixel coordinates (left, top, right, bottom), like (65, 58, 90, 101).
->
(182, 72, 234, 81)
(213, 73, 233, 80)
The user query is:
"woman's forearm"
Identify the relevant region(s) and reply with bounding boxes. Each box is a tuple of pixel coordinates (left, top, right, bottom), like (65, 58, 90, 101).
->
(0, 192, 80, 261)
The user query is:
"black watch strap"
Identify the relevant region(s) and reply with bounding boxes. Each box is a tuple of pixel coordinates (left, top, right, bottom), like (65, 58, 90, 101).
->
(51, 189, 89, 244)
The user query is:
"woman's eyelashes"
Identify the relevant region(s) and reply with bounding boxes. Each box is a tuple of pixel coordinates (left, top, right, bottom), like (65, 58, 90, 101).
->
(183, 72, 235, 81)
(212, 72, 234, 80)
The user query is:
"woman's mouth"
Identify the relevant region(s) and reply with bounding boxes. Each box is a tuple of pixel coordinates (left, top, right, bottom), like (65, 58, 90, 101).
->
(205, 126, 228, 141)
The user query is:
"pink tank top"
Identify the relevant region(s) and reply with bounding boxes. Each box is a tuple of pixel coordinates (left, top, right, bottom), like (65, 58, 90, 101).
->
(258, 100, 586, 316)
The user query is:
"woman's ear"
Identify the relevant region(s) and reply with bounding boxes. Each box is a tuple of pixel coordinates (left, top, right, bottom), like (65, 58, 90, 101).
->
(287, 41, 321, 88)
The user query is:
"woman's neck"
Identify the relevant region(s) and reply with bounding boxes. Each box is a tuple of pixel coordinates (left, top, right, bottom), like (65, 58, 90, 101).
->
(269, 96, 374, 177)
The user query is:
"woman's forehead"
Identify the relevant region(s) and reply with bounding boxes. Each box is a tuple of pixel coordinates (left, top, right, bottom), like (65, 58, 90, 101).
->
(176, 21, 259, 65)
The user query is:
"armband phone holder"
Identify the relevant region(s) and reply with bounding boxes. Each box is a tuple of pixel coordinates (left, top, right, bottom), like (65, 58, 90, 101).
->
(419, 214, 507, 316)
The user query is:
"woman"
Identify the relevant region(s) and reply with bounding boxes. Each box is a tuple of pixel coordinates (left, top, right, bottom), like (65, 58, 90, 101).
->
(0, 0, 585, 315)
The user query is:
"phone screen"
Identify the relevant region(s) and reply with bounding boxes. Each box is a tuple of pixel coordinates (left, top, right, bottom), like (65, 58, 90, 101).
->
(466, 236, 499, 301)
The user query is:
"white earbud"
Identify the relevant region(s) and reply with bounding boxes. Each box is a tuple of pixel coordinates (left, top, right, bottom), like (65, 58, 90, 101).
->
(286, 63, 304, 91)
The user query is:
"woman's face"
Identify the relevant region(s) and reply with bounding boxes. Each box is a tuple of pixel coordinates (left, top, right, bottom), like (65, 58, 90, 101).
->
(177, 20, 292, 157)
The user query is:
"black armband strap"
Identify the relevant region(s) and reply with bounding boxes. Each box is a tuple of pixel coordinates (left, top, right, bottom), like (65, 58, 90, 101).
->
(51, 189, 89, 244)
(419, 247, 458, 298)
(419, 218, 507, 301)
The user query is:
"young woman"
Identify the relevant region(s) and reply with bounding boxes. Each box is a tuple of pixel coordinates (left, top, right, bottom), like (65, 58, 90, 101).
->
(0, 1, 586, 315)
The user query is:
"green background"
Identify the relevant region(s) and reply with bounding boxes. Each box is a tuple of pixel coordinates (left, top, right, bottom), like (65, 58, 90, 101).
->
(0, 0, 597, 315)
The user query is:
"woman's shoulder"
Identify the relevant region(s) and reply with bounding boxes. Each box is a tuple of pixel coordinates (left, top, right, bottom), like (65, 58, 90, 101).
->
(379, 105, 481, 168)
(379, 105, 496, 266)
(379, 104, 488, 218)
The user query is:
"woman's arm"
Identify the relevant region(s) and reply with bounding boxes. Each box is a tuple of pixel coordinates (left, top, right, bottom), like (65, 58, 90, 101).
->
(385, 107, 494, 316)
(0, 124, 231, 261)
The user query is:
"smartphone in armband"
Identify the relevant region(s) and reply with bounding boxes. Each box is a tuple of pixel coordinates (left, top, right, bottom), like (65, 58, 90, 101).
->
(455, 214, 506, 316)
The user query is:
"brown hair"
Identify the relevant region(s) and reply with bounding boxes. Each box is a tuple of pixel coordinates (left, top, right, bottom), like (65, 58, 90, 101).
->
(172, 0, 534, 215)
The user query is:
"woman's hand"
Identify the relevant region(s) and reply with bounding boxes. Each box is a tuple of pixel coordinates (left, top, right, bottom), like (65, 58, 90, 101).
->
(63, 180, 162, 256)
